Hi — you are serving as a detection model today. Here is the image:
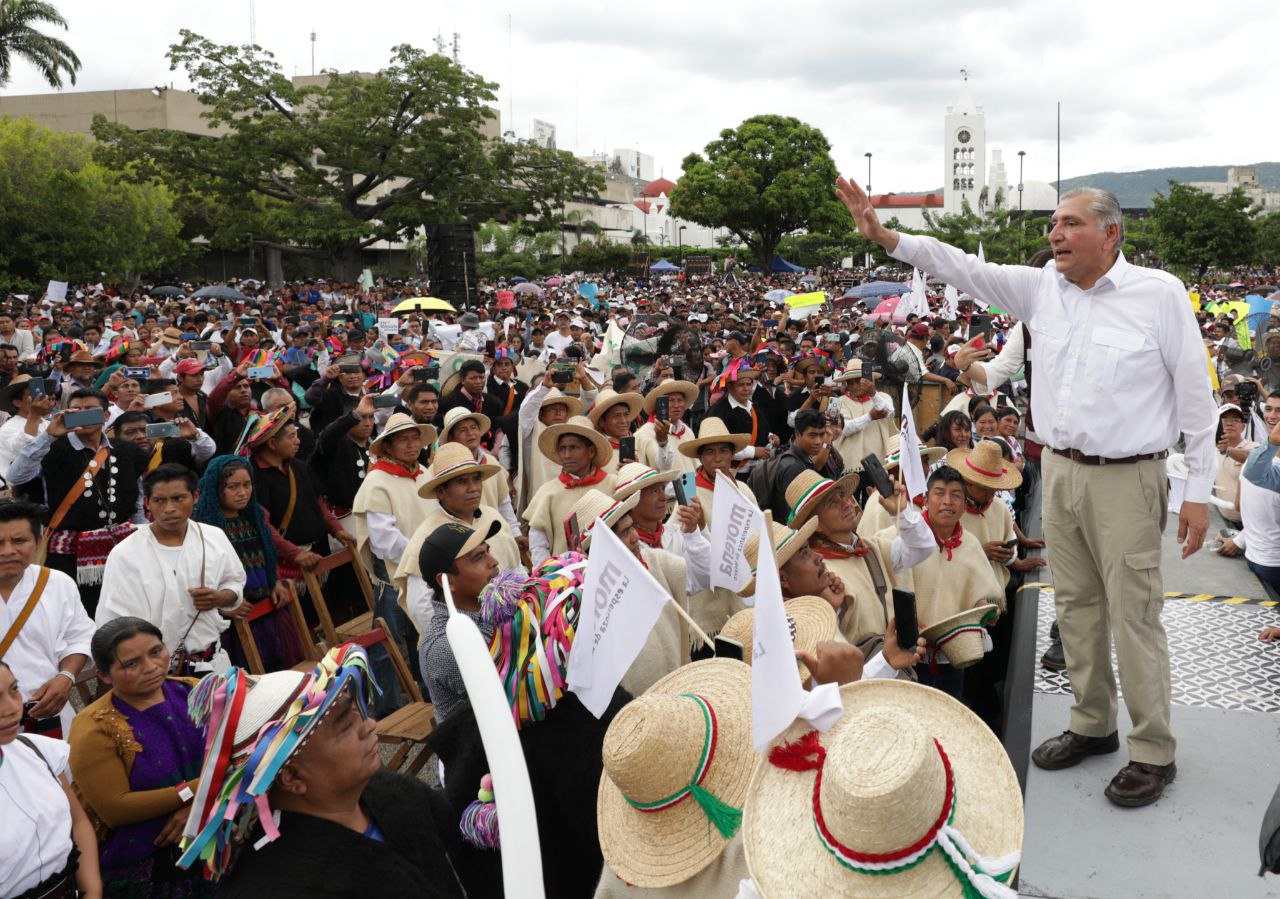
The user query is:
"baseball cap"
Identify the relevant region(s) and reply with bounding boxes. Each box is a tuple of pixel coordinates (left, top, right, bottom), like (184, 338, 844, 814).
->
(908, 322, 930, 338)
(173, 358, 205, 375)
(419, 519, 501, 589)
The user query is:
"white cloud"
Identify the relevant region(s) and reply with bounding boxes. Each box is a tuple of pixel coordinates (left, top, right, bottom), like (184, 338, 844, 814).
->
(3, 0, 1275, 191)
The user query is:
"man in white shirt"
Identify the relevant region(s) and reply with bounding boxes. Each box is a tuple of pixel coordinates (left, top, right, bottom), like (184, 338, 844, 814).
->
(96, 464, 245, 674)
(542, 312, 575, 361)
(0, 502, 94, 739)
(0, 377, 51, 479)
(837, 177, 1216, 808)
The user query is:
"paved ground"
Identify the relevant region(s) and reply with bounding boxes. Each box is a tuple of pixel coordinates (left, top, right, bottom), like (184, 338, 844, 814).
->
(1018, 506, 1280, 898)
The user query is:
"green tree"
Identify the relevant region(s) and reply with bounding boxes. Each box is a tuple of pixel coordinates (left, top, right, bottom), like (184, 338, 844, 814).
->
(669, 115, 848, 271)
(920, 201, 1049, 264)
(1149, 182, 1256, 278)
(0, 117, 186, 282)
(474, 221, 557, 281)
(93, 32, 603, 280)
(564, 238, 631, 275)
(0, 0, 80, 89)
(1255, 211, 1280, 268)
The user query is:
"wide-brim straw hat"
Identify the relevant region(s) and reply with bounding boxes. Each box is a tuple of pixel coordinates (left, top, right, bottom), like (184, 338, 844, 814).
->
(719, 596, 837, 683)
(570, 488, 640, 550)
(677, 417, 750, 458)
(834, 358, 881, 382)
(743, 679, 1023, 898)
(160, 327, 185, 347)
(539, 388, 582, 417)
(440, 406, 491, 443)
(588, 389, 644, 427)
(783, 469, 860, 529)
(597, 659, 753, 888)
(740, 513, 820, 596)
(369, 412, 437, 459)
(920, 604, 1000, 670)
(417, 440, 500, 499)
(538, 414, 614, 468)
(66, 350, 104, 368)
(0, 374, 33, 415)
(945, 439, 1022, 490)
(882, 433, 946, 472)
(613, 461, 679, 501)
(642, 379, 698, 415)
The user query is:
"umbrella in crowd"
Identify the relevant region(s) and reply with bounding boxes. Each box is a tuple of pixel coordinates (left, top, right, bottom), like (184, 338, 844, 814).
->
(509, 276, 529, 284)
(192, 285, 248, 301)
(867, 296, 901, 321)
(764, 288, 794, 302)
(513, 283, 544, 295)
(148, 285, 186, 298)
(392, 296, 456, 314)
(545, 277, 563, 287)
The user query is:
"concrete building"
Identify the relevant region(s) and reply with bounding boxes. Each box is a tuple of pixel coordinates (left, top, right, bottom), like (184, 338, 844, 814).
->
(0, 85, 224, 137)
(1183, 166, 1280, 213)
(943, 76, 986, 215)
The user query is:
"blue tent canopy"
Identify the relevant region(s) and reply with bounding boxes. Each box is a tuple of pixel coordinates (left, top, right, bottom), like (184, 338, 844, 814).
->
(649, 259, 682, 271)
(771, 256, 804, 274)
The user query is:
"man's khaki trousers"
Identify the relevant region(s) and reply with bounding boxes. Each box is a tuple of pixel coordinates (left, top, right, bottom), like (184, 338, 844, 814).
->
(1042, 451, 1175, 765)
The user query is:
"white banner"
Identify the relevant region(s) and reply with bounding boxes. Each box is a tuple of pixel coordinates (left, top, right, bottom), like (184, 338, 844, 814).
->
(900, 384, 928, 502)
(943, 284, 959, 321)
(45, 280, 68, 304)
(376, 317, 401, 335)
(750, 513, 843, 752)
(567, 520, 672, 717)
(709, 470, 762, 592)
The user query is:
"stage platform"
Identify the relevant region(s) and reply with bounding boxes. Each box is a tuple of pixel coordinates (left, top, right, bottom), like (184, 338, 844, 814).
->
(1018, 588, 1280, 898)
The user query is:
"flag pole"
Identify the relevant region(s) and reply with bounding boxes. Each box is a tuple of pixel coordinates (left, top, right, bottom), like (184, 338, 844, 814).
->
(668, 597, 713, 649)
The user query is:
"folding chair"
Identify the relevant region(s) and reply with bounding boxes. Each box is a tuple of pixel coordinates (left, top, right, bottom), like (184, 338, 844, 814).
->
(302, 548, 378, 646)
(73, 666, 100, 706)
(351, 617, 436, 775)
(232, 582, 322, 674)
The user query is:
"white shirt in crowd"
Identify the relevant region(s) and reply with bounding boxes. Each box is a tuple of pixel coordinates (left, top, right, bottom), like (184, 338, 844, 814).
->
(0, 733, 74, 897)
(890, 234, 1218, 501)
(0, 564, 94, 736)
(0, 415, 46, 481)
(1233, 455, 1280, 568)
(541, 330, 574, 361)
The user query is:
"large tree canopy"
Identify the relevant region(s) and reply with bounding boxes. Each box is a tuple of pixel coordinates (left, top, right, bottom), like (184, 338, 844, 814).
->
(1149, 182, 1256, 278)
(669, 115, 849, 270)
(93, 32, 603, 279)
(0, 118, 186, 285)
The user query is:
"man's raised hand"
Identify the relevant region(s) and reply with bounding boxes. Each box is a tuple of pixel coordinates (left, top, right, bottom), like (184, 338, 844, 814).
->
(835, 177, 898, 252)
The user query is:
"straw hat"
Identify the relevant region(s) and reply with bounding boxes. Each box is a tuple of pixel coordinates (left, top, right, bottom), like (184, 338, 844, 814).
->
(418, 441, 501, 499)
(539, 387, 582, 417)
(597, 659, 753, 888)
(587, 389, 644, 427)
(783, 469, 860, 528)
(833, 358, 880, 382)
(568, 487, 639, 550)
(440, 406, 491, 443)
(677, 417, 750, 459)
(369, 412, 437, 460)
(881, 433, 946, 471)
(612, 461, 679, 501)
(920, 604, 1000, 670)
(740, 513, 820, 596)
(641, 379, 698, 416)
(742, 679, 1024, 898)
(230, 670, 309, 753)
(160, 326, 185, 347)
(945, 439, 1022, 490)
(538, 414, 614, 467)
(66, 350, 104, 368)
(0, 374, 34, 415)
(719, 596, 837, 683)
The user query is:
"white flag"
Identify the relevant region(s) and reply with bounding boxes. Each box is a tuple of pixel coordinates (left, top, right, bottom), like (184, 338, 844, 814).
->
(567, 520, 672, 717)
(750, 513, 843, 751)
(900, 384, 928, 502)
(977, 241, 986, 263)
(359, 268, 374, 292)
(943, 285, 959, 320)
(709, 470, 762, 592)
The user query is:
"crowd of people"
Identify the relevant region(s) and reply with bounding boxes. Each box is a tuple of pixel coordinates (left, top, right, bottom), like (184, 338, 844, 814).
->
(1, 181, 1275, 897)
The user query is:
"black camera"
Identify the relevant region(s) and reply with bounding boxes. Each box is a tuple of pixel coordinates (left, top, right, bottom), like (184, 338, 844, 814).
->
(1237, 379, 1259, 406)
(669, 355, 686, 368)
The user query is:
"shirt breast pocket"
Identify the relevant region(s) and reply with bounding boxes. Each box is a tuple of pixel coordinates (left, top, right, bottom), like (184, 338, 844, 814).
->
(1087, 326, 1146, 387)
(1028, 319, 1070, 364)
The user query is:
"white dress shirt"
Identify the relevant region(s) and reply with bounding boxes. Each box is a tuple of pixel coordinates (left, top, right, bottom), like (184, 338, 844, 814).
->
(0, 734, 74, 896)
(891, 234, 1217, 501)
(0, 415, 45, 481)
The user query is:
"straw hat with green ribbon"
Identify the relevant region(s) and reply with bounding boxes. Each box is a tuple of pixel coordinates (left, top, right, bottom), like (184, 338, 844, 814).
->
(783, 469, 861, 529)
(597, 658, 753, 888)
(612, 461, 679, 501)
(567, 487, 639, 550)
(921, 603, 1001, 670)
(739, 512, 819, 596)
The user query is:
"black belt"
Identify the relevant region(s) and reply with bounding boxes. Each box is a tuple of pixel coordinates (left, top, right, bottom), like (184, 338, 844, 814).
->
(1051, 448, 1168, 466)
(15, 850, 78, 899)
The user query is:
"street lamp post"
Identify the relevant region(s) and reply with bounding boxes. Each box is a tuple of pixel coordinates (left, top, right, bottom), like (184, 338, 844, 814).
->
(678, 225, 687, 263)
(1017, 150, 1026, 261)
(865, 152, 873, 195)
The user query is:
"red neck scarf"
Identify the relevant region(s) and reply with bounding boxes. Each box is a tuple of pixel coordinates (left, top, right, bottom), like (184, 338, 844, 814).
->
(923, 511, 963, 560)
(634, 521, 664, 548)
(560, 466, 607, 489)
(370, 459, 421, 480)
(965, 496, 993, 517)
(695, 467, 718, 491)
(810, 534, 869, 559)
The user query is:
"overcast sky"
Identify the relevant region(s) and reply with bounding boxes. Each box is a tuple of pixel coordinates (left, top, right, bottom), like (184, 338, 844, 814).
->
(4, 1, 1275, 191)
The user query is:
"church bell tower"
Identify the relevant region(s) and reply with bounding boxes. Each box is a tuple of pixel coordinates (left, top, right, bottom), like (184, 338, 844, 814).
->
(943, 70, 986, 215)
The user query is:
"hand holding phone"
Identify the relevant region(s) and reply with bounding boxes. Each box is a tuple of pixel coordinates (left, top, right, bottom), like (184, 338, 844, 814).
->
(892, 588, 919, 651)
(618, 435, 636, 463)
(860, 453, 895, 498)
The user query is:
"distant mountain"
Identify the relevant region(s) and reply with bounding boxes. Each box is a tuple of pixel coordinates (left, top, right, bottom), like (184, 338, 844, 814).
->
(1054, 163, 1280, 209)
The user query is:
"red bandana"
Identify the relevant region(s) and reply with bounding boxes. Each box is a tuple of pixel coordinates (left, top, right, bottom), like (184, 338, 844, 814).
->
(810, 534, 869, 559)
(695, 467, 717, 491)
(370, 459, 421, 480)
(559, 466, 607, 489)
(965, 497, 992, 517)
(923, 511, 963, 560)
(635, 522, 664, 549)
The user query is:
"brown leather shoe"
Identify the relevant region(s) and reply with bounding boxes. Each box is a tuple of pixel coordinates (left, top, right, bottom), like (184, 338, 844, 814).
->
(1031, 730, 1120, 770)
(1105, 761, 1176, 808)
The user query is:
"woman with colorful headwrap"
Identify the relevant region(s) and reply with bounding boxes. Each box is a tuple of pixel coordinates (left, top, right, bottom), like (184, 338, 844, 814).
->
(194, 456, 305, 672)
